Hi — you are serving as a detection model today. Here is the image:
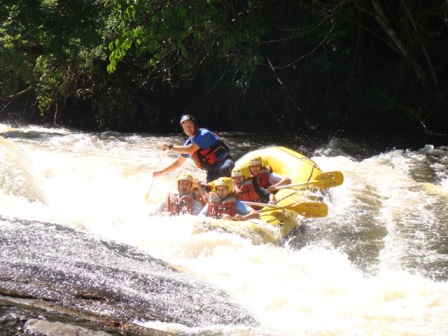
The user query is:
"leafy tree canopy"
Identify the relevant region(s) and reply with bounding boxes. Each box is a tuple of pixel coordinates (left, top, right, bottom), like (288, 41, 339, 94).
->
(0, 0, 447, 136)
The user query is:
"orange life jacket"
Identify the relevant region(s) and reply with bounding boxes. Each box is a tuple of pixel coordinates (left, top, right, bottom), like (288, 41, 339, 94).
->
(234, 180, 260, 202)
(165, 193, 194, 215)
(206, 194, 237, 218)
(253, 166, 273, 188)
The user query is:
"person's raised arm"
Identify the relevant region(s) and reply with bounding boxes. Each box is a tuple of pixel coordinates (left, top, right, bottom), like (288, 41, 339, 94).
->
(153, 155, 186, 177)
(233, 203, 260, 221)
(192, 178, 209, 204)
(267, 173, 291, 193)
(252, 176, 276, 204)
(160, 142, 199, 155)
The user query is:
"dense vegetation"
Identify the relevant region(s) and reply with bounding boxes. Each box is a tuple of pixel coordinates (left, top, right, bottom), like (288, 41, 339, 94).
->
(1, 0, 447, 137)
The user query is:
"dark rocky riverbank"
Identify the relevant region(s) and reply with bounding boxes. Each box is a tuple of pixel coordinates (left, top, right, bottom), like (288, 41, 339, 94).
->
(0, 217, 259, 335)
(0, 295, 167, 335)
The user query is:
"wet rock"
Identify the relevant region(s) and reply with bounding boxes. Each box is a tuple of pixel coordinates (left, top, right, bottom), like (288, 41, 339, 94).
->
(0, 296, 167, 335)
(25, 319, 112, 335)
(1, 218, 259, 332)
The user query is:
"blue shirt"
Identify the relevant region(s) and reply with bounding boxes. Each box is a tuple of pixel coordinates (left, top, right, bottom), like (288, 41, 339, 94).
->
(181, 128, 224, 159)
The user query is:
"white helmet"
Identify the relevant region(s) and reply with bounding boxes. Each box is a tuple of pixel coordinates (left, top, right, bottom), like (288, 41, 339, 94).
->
(249, 156, 262, 166)
(178, 173, 193, 184)
(231, 168, 245, 178)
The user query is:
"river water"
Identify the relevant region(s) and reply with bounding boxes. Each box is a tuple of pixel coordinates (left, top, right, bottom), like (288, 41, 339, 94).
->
(1, 123, 448, 335)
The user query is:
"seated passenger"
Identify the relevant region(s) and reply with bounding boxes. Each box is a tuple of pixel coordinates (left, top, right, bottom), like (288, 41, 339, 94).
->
(248, 156, 291, 194)
(231, 168, 276, 204)
(190, 178, 208, 207)
(198, 177, 260, 221)
(157, 173, 204, 215)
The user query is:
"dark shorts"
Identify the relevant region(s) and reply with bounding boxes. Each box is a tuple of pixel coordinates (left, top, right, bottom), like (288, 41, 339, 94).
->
(206, 156, 234, 183)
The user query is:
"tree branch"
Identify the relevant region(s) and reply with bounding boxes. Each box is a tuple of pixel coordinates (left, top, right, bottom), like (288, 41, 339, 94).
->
(371, 0, 432, 87)
(0, 87, 32, 101)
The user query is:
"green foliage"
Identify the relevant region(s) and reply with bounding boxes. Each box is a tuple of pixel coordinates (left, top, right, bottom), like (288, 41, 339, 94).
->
(0, 3, 35, 94)
(105, 0, 268, 89)
(1, 0, 109, 123)
(1, 0, 447, 133)
(95, 86, 139, 128)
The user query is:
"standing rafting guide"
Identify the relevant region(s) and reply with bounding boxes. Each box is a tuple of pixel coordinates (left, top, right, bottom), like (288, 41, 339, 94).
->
(153, 115, 234, 183)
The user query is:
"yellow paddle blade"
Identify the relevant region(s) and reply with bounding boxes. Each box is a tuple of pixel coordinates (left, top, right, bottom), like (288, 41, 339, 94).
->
(315, 171, 344, 188)
(276, 171, 344, 190)
(286, 202, 328, 218)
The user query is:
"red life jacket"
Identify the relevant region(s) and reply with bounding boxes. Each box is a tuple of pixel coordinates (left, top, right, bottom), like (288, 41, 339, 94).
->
(253, 166, 273, 188)
(188, 129, 230, 169)
(234, 180, 260, 202)
(165, 193, 194, 215)
(206, 194, 237, 218)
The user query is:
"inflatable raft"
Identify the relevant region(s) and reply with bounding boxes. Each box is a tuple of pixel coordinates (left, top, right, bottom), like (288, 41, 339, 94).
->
(198, 146, 341, 243)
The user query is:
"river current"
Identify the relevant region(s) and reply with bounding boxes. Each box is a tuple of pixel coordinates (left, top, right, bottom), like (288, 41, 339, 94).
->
(1, 123, 447, 335)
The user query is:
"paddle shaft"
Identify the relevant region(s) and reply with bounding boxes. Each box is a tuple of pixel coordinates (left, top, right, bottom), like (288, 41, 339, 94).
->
(243, 201, 328, 218)
(244, 201, 287, 209)
(145, 151, 166, 200)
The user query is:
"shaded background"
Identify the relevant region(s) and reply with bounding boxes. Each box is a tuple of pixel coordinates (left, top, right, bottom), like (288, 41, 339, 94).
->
(1, 1, 447, 142)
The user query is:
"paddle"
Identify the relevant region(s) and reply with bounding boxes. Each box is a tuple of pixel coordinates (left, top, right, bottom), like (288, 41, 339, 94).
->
(243, 201, 328, 218)
(275, 171, 344, 190)
(145, 151, 166, 201)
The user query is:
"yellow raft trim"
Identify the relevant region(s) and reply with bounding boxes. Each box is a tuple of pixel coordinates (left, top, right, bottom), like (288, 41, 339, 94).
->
(235, 146, 322, 184)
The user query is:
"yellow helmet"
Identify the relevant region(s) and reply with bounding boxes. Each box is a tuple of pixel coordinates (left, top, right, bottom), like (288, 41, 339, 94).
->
(177, 173, 193, 184)
(213, 177, 234, 193)
(205, 180, 215, 192)
(231, 168, 245, 178)
(249, 156, 262, 166)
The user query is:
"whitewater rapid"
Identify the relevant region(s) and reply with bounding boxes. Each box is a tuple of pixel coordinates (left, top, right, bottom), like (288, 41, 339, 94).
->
(1, 124, 448, 335)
